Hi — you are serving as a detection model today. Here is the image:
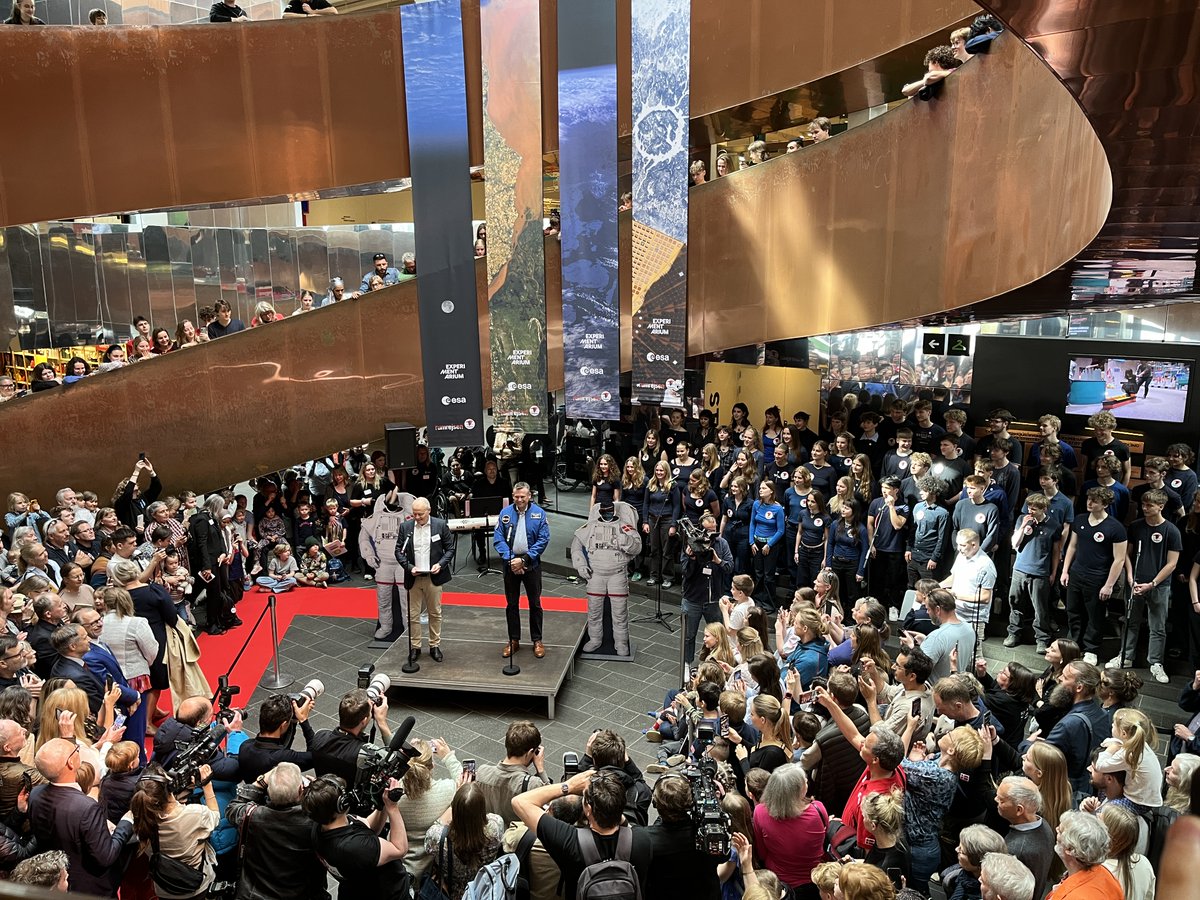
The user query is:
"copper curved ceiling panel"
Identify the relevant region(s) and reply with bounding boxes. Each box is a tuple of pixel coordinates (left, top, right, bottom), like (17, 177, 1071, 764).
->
(0, 0, 979, 226)
(686, 34, 1111, 351)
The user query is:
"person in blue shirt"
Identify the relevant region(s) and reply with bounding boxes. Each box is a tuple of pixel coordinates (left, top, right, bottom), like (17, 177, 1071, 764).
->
(779, 605, 830, 688)
(494, 483, 551, 659)
(827, 499, 868, 600)
(357, 253, 401, 295)
(868, 476, 910, 618)
(1006, 493, 1061, 653)
(749, 481, 785, 612)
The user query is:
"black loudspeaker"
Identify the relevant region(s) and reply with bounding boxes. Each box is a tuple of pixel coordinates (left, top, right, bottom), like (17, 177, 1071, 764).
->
(385, 423, 418, 469)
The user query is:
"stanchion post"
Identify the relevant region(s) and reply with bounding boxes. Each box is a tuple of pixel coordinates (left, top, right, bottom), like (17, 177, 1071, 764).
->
(259, 593, 294, 690)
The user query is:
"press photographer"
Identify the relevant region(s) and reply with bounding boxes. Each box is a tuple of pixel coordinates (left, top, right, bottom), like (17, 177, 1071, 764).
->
(239, 681, 323, 783)
(312, 676, 393, 784)
(154, 696, 243, 784)
(226, 762, 329, 900)
(679, 513, 733, 664)
(302, 772, 411, 900)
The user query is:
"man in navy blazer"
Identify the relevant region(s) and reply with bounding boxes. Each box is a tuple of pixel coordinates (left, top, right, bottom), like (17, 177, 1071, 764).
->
(30, 738, 135, 896)
(494, 482, 551, 659)
(48, 624, 108, 715)
(73, 609, 147, 760)
(395, 497, 455, 665)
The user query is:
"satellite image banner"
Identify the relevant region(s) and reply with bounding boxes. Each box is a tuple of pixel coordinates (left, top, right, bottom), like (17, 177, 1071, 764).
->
(482, 0, 549, 434)
(558, 0, 620, 421)
(401, 0, 485, 446)
(630, 0, 689, 409)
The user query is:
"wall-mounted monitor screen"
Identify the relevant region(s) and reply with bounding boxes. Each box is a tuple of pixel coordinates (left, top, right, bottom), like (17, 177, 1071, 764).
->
(1066, 356, 1191, 423)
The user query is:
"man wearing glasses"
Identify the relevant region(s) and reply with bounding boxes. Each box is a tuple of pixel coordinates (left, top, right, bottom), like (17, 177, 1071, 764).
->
(0, 378, 16, 401)
(30, 738, 135, 896)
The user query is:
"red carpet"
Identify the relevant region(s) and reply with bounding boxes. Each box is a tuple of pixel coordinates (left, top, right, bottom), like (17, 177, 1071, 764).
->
(192, 586, 586, 702)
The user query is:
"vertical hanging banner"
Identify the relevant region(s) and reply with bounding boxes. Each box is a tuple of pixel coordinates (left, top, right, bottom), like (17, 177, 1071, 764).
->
(401, 0, 485, 447)
(558, 0, 620, 421)
(630, 0, 690, 408)
(481, 0, 548, 434)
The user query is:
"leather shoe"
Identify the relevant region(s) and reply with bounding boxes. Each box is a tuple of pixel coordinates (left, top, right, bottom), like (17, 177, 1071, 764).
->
(430, 647, 443, 662)
(206, 625, 227, 636)
(502, 640, 519, 658)
(533, 641, 546, 659)
(408, 647, 421, 664)
(225, 616, 244, 628)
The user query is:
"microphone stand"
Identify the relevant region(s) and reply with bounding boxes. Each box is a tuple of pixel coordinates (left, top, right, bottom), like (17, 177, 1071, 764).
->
(1119, 540, 1141, 669)
(969, 580, 983, 673)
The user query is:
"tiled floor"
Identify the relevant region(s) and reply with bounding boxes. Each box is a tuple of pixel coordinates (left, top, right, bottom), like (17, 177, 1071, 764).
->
(239, 569, 682, 773)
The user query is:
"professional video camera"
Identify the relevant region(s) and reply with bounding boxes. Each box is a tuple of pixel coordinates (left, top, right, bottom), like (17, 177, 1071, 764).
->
(347, 715, 420, 816)
(681, 722, 731, 857)
(164, 721, 229, 794)
(679, 517, 714, 556)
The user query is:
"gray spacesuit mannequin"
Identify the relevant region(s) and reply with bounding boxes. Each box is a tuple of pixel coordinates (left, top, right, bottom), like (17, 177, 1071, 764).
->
(360, 487, 415, 640)
(571, 500, 641, 655)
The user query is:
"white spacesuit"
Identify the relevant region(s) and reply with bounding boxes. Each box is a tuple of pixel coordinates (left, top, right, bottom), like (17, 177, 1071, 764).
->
(571, 500, 641, 655)
(360, 488, 415, 640)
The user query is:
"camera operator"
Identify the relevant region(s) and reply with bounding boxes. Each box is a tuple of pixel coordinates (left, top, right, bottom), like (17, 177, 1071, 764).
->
(302, 773, 411, 900)
(646, 774, 725, 899)
(311, 689, 392, 784)
(511, 769, 652, 898)
(226, 762, 329, 900)
(680, 512, 733, 664)
(239, 695, 316, 784)
(579, 729, 651, 826)
(153, 696, 243, 783)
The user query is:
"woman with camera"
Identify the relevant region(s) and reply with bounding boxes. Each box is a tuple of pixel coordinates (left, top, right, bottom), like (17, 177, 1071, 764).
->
(130, 763, 220, 899)
(423, 780, 504, 899)
(396, 738, 463, 881)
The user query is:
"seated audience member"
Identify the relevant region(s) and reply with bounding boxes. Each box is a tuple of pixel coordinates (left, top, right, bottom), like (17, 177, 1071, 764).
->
(751, 763, 828, 895)
(310, 688, 393, 784)
(980, 853, 1036, 900)
(474, 720, 549, 824)
(995, 776, 1055, 899)
(1048, 811, 1122, 900)
(29, 738, 135, 897)
(302, 773, 411, 900)
(511, 769, 652, 899)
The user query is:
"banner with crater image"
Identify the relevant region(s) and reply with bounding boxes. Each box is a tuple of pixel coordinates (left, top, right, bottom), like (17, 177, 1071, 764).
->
(558, 0, 620, 421)
(401, 0, 484, 446)
(630, 0, 689, 408)
(481, 0, 548, 434)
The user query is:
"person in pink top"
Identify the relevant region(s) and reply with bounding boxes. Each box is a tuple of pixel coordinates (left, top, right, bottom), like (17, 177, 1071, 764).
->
(751, 763, 828, 893)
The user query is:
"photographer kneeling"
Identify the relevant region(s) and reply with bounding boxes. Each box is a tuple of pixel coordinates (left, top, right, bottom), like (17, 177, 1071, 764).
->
(311, 688, 392, 783)
(239, 694, 316, 784)
(130, 762, 220, 900)
(302, 773, 411, 900)
(226, 762, 329, 900)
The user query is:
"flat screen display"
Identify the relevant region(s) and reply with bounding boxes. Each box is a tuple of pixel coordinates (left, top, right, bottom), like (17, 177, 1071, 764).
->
(1066, 356, 1191, 423)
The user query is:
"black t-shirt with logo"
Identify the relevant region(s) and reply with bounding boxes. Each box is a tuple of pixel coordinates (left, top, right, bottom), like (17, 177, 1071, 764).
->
(1126, 518, 1182, 582)
(1069, 514, 1127, 580)
(1080, 437, 1130, 478)
(317, 820, 410, 900)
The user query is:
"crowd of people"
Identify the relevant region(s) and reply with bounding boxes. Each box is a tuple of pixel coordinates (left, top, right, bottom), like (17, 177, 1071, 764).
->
(0, 251, 417, 396)
(902, 16, 1003, 100)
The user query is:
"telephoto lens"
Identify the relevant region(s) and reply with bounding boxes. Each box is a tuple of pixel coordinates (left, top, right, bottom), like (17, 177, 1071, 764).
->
(366, 673, 391, 707)
(294, 679, 324, 708)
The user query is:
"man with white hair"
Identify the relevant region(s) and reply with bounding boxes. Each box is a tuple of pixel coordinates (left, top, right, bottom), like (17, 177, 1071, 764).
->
(981, 853, 1035, 900)
(995, 776, 1054, 899)
(227, 762, 329, 900)
(55, 487, 93, 525)
(395, 497, 454, 666)
(1051, 810, 1122, 900)
(188, 494, 234, 634)
(29, 738, 135, 896)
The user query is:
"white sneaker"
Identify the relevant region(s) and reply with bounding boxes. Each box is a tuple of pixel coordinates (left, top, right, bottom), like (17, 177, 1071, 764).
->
(1104, 656, 1124, 670)
(889, 608, 900, 622)
(1083, 652, 1098, 666)
(1151, 663, 1169, 684)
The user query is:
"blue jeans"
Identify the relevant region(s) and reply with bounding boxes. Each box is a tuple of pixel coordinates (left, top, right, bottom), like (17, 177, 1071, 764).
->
(256, 576, 297, 592)
(681, 597, 720, 663)
(908, 837, 940, 896)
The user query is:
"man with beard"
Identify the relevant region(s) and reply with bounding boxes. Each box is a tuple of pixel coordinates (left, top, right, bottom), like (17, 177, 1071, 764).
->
(1027, 660, 1108, 793)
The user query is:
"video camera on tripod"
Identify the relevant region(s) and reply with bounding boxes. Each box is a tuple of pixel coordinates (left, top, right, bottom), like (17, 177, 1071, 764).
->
(347, 714, 420, 816)
(681, 722, 731, 856)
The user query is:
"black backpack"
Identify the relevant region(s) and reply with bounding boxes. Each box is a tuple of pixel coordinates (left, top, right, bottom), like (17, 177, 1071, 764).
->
(574, 826, 641, 900)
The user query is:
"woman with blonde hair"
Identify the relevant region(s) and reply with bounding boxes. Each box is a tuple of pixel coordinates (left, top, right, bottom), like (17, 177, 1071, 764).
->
(1022, 740, 1071, 828)
(780, 606, 830, 686)
(862, 787, 909, 887)
(699, 622, 737, 669)
(741, 427, 764, 468)
(735, 626, 764, 667)
(643, 460, 676, 587)
(1165, 752, 1200, 813)
(621, 457, 648, 581)
(1094, 707, 1163, 811)
(721, 474, 754, 577)
(397, 737, 463, 880)
(745, 694, 794, 772)
(829, 475, 855, 517)
(1100, 804, 1155, 900)
(33, 686, 122, 776)
(101, 585, 158, 754)
(721, 451, 760, 495)
(839, 859, 896, 900)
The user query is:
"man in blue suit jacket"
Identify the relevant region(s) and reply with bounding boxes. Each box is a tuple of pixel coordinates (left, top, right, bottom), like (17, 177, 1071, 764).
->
(48, 624, 108, 714)
(73, 609, 147, 761)
(494, 482, 551, 659)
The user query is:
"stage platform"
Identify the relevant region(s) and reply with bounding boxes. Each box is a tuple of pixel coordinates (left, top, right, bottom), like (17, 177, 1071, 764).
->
(375, 603, 586, 718)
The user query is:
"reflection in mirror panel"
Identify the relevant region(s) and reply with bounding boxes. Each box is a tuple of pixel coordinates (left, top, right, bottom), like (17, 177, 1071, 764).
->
(143, 227, 175, 336)
(191, 228, 222, 323)
(167, 226, 197, 332)
(267, 230, 298, 308)
(296, 229, 329, 296)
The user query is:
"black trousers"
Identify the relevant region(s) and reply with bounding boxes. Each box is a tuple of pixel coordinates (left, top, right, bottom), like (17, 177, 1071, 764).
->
(504, 565, 543, 642)
(869, 549, 907, 610)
